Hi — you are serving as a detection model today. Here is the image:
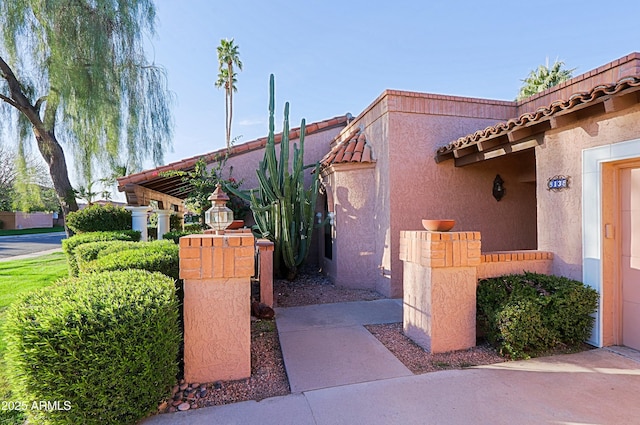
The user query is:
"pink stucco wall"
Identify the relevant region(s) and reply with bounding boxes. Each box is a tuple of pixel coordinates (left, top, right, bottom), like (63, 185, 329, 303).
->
(324, 163, 378, 289)
(536, 104, 640, 280)
(0, 212, 53, 229)
(211, 126, 341, 191)
(325, 90, 537, 297)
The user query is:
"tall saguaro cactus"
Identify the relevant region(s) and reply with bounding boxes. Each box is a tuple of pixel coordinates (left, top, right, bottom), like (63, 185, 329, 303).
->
(242, 74, 319, 280)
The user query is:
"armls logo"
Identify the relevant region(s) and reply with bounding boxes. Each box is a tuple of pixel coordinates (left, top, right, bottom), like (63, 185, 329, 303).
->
(31, 401, 72, 411)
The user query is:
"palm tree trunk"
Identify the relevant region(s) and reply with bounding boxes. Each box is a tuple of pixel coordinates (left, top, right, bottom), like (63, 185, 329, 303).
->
(227, 62, 233, 150)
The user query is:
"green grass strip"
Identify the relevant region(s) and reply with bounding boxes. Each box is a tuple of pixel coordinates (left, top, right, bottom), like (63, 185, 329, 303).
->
(0, 226, 65, 236)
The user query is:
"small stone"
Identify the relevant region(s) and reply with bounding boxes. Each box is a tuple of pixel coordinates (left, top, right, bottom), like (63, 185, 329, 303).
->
(177, 402, 191, 411)
(199, 389, 208, 397)
(171, 385, 179, 396)
(179, 383, 188, 391)
(213, 381, 222, 390)
(168, 406, 177, 413)
(171, 399, 182, 407)
(158, 401, 168, 411)
(191, 382, 199, 388)
(199, 384, 207, 391)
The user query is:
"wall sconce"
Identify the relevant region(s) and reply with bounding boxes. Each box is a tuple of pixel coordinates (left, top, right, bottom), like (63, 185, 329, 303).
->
(205, 184, 234, 234)
(492, 174, 505, 202)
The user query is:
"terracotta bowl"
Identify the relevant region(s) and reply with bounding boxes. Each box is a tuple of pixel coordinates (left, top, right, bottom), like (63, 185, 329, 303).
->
(422, 219, 455, 232)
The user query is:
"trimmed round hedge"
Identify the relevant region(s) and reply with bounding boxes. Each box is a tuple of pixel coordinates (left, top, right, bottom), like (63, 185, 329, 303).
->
(3, 269, 181, 425)
(62, 230, 141, 276)
(83, 240, 179, 280)
(477, 272, 599, 359)
(65, 204, 132, 233)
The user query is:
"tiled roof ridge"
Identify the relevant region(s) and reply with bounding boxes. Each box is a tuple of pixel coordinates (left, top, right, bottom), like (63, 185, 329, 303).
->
(117, 114, 350, 188)
(436, 75, 640, 156)
(320, 126, 375, 170)
(516, 52, 640, 106)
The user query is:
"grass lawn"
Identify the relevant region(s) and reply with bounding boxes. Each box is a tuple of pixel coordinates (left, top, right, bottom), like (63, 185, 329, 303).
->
(0, 226, 65, 237)
(0, 252, 68, 424)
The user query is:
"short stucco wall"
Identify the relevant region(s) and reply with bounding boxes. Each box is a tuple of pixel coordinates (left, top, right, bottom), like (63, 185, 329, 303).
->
(0, 212, 53, 229)
(477, 251, 554, 280)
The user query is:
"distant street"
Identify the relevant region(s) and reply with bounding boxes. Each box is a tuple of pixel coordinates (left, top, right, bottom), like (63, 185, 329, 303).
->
(0, 232, 66, 261)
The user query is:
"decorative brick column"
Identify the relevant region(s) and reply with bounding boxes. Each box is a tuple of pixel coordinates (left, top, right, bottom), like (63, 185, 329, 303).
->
(179, 233, 255, 383)
(399, 231, 481, 353)
(256, 239, 275, 307)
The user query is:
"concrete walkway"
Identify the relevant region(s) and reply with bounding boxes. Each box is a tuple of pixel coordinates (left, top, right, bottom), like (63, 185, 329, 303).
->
(142, 300, 640, 425)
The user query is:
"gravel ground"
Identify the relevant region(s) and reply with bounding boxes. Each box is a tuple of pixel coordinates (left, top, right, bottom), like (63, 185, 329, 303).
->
(155, 266, 506, 416)
(365, 323, 505, 373)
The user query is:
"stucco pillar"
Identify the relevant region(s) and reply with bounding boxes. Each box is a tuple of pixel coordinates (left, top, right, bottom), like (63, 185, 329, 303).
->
(179, 233, 255, 383)
(126, 206, 151, 241)
(399, 231, 481, 353)
(156, 209, 172, 240)
(257, 239, 274, 307)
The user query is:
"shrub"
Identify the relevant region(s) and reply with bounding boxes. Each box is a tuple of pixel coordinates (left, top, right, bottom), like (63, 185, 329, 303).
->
(65, 204, 132, 233)
(3, 269, 181, 425)
(74, 240, 140, 274)
(62, 230, 141, 276)
(477, 272, 598, 359)
(170, 213, 183, 231)
(162, 228, 203, 244)
(83, 240, 179, 279)
(184, 223, 204, 233)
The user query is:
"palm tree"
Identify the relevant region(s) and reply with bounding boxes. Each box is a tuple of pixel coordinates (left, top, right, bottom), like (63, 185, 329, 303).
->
(516, 59, 575, 101)
(216, 39, 242, 150)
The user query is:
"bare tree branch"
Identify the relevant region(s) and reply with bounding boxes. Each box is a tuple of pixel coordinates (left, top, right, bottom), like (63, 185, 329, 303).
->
(0, 92, 20, 109)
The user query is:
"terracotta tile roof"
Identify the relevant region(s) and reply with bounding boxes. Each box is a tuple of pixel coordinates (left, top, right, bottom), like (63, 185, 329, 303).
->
(320, 126, 375, 170)
(436, 76, 640, 163)
(117, 114, 350, 198)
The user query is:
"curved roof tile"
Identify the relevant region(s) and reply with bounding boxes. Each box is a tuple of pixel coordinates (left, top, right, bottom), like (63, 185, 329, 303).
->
(436, 76, 640, 158)
(320, 128, 375, 170)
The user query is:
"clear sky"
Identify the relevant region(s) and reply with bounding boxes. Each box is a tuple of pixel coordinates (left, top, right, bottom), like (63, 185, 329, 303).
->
(153, 0, 640, 168)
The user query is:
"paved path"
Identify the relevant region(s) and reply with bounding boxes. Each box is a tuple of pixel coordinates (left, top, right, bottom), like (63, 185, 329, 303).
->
(276, 299, 410, 392)
(142, 300, 640, 425)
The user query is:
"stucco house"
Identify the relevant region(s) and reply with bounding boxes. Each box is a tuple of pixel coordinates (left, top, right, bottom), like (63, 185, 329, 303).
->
(118, 52, 640, 351)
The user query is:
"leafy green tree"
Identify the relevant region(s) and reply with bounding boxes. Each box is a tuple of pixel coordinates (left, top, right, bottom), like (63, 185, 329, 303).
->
(216, 38, 242, 150)
(161, 156, 248, 228)
(516, 59, 575, 100)
(0, 0, 173, 233)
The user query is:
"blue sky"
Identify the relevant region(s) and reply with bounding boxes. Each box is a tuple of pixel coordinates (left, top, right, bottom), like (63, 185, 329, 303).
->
(4, 0, 639, 197)
(153, 0, 640, 167)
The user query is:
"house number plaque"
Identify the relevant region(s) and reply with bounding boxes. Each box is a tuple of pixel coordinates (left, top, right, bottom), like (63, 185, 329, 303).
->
(547, 175, 570, 191)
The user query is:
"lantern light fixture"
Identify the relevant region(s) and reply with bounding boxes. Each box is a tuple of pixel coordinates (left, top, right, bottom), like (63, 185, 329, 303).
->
(205, 184, 234, 234)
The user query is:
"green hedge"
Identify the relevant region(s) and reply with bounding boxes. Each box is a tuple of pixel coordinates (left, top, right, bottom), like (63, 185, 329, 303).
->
(65, 204, 132, 233)
(162, 228, 203, 244)
(62, 230, 141, 276)
(74, 240, 140, 274)
(3, 269, 181, 425)
(83, 240, 179, 280)
(477, 272, 599, 359)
